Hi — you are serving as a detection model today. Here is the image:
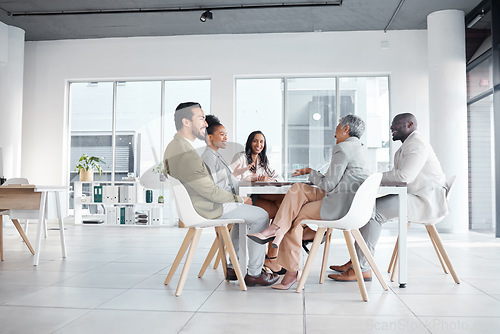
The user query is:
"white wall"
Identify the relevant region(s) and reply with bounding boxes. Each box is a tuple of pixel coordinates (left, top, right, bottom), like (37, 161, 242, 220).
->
(22, 30, 429, 185)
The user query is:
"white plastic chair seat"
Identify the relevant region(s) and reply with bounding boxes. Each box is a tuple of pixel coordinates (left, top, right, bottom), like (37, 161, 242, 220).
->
(296, 173, 388, 301)
(164, 175, 247, 296)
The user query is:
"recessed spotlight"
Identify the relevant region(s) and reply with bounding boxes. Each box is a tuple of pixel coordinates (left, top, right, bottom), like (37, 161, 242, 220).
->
(200, 10, 213, 22)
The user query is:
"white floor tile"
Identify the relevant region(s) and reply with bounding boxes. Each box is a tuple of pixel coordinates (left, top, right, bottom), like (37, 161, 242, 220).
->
(0, 305, 87, 334)
(54, 309, 193, 334)
(4, 286, 126, 308)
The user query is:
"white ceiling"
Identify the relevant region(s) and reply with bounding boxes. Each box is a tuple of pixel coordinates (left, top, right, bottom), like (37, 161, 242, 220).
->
(0, 0, 486, 41)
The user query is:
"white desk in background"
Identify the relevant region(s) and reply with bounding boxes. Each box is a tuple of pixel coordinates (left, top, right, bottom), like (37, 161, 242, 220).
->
(0, 185, 67, 266)
(239, 181, 408, 288)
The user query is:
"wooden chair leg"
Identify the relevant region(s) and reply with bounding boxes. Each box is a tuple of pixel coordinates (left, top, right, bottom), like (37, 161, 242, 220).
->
(425, 225, 460, 284)
(12, 219, 35, 255)
(165, 228, 195, 285)
(219, 225, 247, 291)
(388, 237, 398, 273)
(427, 227, 448, 274)
(351, 229, 388, 290)
(215, 227, 228, 279)
(175, 228, 202, 296)
(213, 223, 232, 269)
(296, 227, 327, 292)
(390, 252, 398, 282)
(199, 236, 220, 278)
(344, 230, 368, 302)
(319, 228, 333, 284)
(213, 248, 222, 269)
(0, 216, 4, 261)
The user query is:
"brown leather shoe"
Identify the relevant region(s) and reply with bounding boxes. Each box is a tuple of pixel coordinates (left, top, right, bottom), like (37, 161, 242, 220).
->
(328, 267, 372, 282)
(329, 260, 352, 272)
(244, 270, 280, 286)
(226, 267, 237, 281)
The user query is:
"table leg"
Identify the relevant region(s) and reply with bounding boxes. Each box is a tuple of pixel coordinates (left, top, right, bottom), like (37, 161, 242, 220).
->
(33, 192, 47, 266)
(55, 191, 67, 258)
(398, 189, 408, 288)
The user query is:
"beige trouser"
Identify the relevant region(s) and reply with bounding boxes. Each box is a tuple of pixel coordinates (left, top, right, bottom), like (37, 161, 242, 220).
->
(274, 183, 326, 272)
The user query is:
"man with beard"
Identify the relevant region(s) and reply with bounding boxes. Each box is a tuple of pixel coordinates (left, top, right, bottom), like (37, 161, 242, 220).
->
(164, 102, 278, 286)
(328, 113, 449, 281)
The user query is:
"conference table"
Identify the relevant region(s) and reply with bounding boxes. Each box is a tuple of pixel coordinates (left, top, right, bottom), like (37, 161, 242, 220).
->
(238, 180, 408, 288)
(0, 185, 67, 266)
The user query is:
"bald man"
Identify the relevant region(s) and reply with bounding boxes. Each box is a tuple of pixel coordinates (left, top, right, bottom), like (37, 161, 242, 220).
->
(328, 113, 449, 281)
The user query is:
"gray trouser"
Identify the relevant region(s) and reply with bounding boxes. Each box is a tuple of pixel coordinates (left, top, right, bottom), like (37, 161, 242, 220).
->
(220, 203, 269, 276)
(356, 194, 399, 271)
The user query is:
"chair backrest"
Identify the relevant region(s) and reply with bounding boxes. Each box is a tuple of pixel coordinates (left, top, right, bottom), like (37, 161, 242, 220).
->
(445, 175, 456, 199)
(324, 172, 383, 230)
(167, 175, 208, 227)
(3, 178, 29, 185)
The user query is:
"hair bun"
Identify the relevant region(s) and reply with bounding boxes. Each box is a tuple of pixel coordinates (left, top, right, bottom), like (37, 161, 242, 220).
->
(205, 114, 221, 128)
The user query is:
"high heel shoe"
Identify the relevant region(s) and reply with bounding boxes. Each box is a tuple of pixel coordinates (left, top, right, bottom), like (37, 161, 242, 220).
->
(264, 255, 287, 275)
(271, 270, 301, 290)
(247, 232, 276, 244)
(302, 232, 327, 254)
(271, 232, 284, 249)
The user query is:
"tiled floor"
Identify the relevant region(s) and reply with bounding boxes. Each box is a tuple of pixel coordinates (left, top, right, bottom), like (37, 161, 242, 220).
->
(1, 221, 499, 333)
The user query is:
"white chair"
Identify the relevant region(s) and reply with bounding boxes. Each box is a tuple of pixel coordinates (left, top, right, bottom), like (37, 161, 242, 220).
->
(388, 176, 459, 284)
(164, 175, 247, 296)
(296, 173, 388, 302)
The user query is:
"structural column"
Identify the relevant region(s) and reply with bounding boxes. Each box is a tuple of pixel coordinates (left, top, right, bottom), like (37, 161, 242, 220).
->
(492, 0, 500, 238)
(0, 23, 25, 179)
(427, 10, 468, 232)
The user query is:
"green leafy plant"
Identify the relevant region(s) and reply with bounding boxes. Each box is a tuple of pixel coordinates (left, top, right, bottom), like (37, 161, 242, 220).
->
(75, 154, 105, 178)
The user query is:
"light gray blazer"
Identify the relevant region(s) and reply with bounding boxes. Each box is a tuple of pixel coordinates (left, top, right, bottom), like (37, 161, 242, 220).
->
(383, 131, 448, 222)
(308, 137, 370, 220)
(201, 146, 239, 195)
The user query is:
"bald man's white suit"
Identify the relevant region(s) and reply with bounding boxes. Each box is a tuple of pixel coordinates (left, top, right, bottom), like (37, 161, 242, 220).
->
(356, 131, 449, 271)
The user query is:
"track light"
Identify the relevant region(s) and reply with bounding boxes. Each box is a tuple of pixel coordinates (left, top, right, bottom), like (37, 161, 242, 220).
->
(467, 10, 484, 29)
(200, 10, 213, 22)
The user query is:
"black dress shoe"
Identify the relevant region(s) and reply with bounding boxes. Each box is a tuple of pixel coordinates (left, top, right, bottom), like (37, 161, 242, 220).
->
(244, 270, 280, 286)
(226, 267, 237, 281)
(302, 231, 327, 254)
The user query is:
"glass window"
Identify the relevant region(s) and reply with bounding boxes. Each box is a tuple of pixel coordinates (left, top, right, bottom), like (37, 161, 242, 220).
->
(468, 94, 494, 231)
(467, 56, 493, 101)
(164, 80, 211, 150)
(115, 81, 162, 181)
(286, 77, 336, 180)
(235, 78, 283, 175)
(339, 77, 390, 172)
(70, 82, 113, 183)
(235, 76, 390, 180)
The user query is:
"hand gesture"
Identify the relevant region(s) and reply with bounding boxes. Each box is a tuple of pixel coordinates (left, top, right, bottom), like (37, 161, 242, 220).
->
(242, 196, 253, 205)
(233, 161, 255, 177)
(292, 167, 312, 177)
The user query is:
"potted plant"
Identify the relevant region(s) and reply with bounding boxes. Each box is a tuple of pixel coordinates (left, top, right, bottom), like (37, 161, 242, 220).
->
(75, 154, 105, 182)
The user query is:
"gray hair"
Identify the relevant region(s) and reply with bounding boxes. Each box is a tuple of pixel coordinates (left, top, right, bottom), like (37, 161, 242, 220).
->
(339, 114, 365, 139)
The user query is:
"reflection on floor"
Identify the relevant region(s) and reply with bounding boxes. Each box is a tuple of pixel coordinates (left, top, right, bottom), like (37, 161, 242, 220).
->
(1, 221, 499, 334)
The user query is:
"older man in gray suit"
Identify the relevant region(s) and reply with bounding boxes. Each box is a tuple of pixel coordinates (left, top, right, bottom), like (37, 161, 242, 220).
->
(164, 102, 278, 286)
(329, 113, 448, 281)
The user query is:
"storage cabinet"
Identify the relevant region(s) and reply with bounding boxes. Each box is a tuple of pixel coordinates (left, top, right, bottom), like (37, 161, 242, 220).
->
(73, 181, 167, 225)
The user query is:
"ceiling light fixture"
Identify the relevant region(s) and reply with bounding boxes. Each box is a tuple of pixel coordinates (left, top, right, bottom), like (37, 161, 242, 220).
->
(200, 10, 213, 22)
(467, 10, 484, 29)
(8, 1, 343, 17)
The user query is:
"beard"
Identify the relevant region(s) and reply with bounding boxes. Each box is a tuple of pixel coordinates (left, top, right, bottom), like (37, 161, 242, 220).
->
(193, 128, 206, 140)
